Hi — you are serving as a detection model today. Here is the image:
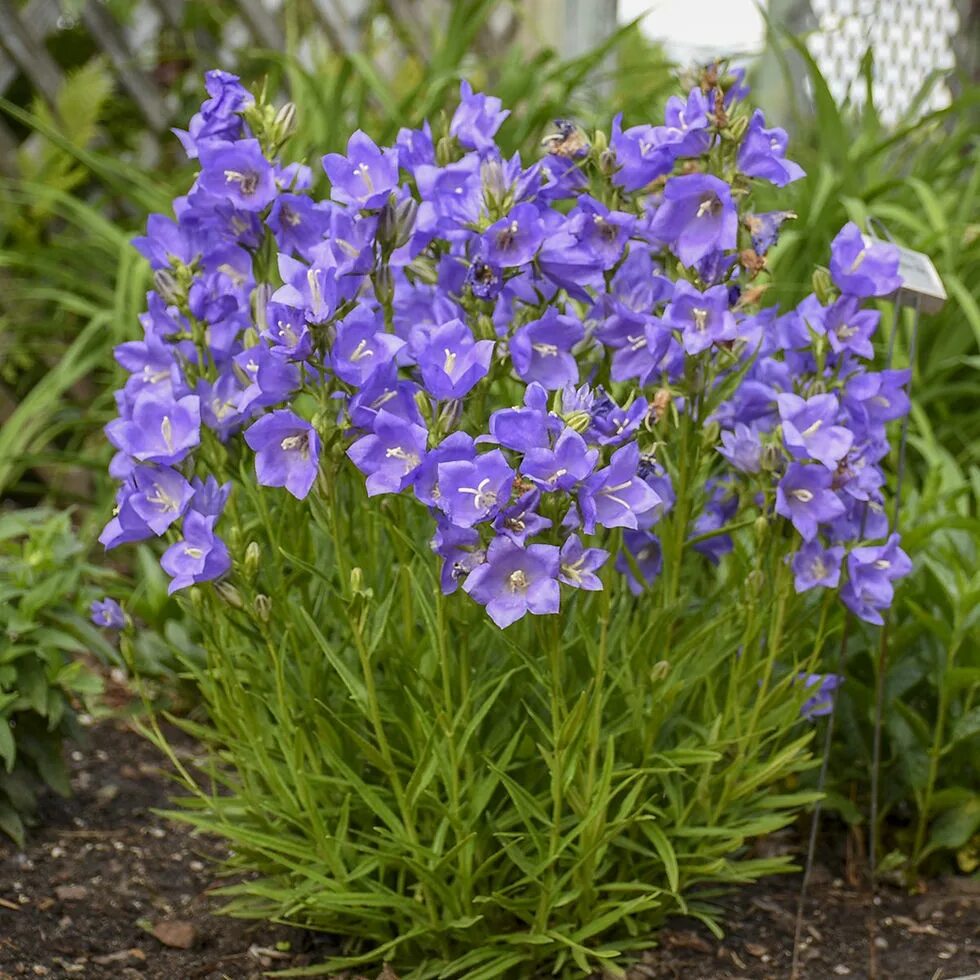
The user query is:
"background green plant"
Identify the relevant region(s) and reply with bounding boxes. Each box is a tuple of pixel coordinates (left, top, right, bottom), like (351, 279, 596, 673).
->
(754, 42, 980, 877)
(0, 508, 111, 844)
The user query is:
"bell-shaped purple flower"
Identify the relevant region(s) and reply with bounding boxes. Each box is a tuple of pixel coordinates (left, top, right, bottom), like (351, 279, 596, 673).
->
(718, 422, 764, 474)
(493, 490, 553, 545)
(244, 410, 320, 499)
(510, 311, 584, 389)
(520, 426, 598, 491)
(840, 533, 911, 624)
(663, 280, 736, 355)
(778, 392, 854, 470)
(332, 313, 406, 387)
(791, 540, 845, 593)
(128, 465, 195, 535)
(91, 597, 126, 629)
(799, 673, 841, 719)
(829, 223, 902, 297)
(558, 534, 609, 591)
(322, 130, 399, 209)
(615, 530, 663, 595)
(649, 174, 738, 268)
(106, 393, 201, 466)
(450, 80, 509, 152)
(160, 512, 231, 594)
(418, 319, 494, 400)
(481, 203, 546, 268)
(580, 443, 662, 533)
(431, 518, 485, 595)
(198, 139, 277, 211)
(436, 450, 514, 527)
(463, 537, 560, 629)
(737, 110, 805, 187)
(346, 410, 428, 497)
(775, 463, 846, 541)
(824, 296, 879, 359)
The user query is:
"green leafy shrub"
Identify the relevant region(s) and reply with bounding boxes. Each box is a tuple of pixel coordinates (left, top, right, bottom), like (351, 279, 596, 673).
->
(753, 44, 980, 874)
(0, 509, 110, 844)
(155, 471, 827, 978)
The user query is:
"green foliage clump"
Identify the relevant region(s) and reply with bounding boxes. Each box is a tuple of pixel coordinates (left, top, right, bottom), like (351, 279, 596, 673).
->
(0, 509, 109, 844)
(151, 468, 831, 979)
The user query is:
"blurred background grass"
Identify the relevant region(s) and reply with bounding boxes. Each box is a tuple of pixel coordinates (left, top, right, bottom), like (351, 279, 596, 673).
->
(0, 0, 976, 874)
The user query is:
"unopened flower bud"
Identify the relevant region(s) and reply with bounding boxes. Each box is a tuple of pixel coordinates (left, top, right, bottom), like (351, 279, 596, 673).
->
(436, 398, 463, 433)
(754, 515, 769, 542)
(271, 101, 297, 147)
(251, 283, 271, 334)
(760, 443, 782, 471)
(564, 410, 592, 434)
(215, 582, 244, 610)
(254, 594, 272, 623)
(393, 197, 418, 248)
(413, 390, 434, 427)
(372, 265, 394, 307)
(701, 420, 720, 448)
(241, 326, 261, 349)
(153, 268, 181, 305)
(376, 193, 400, 250)
(728, 113, 749, 141)
(812, 266, 835, 306)
(651, 660, 670, 682)
(244, 541, 261, 579)
(591, 128, 608, 154)
(436, 135, 455, 166)
(598, 148, 617, 176)
(349, 567, 374, 599)
(746, 569, 765, 596)
(652, 388, 672, 422)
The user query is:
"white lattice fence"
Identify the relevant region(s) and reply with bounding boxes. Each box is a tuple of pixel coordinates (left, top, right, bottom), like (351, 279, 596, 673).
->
(807, 0, 962, 124)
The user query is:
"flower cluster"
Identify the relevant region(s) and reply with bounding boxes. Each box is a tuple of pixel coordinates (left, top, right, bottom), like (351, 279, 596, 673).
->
(102, 68, 911, 630)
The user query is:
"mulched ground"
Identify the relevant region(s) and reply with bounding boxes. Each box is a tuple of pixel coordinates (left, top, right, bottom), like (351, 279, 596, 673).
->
(0, 721, 977, 980)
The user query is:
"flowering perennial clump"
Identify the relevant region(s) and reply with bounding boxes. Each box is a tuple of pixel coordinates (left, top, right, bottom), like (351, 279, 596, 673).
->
(102, 68, 911, 631)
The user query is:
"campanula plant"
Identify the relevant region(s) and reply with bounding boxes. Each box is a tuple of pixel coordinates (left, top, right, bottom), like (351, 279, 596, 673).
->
(99, 66, 913, 977)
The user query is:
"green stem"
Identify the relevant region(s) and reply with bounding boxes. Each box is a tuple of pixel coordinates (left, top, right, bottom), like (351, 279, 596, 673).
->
(911, 637, 957, 868)
(536, 616, 565, 931)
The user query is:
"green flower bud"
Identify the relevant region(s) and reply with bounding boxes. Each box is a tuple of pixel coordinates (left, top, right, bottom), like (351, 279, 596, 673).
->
(651, 660, 670, 682)
(728, 113, 749, 141)
(271, 101, 297, 148)
(372, 265, 394, 307)
(436, 135, 456, 167)
(215, 582, 244, 610)
(754, 515, 769, 543)
(254, 594, 272, 623)
(746, 569, 765, 596)
(812, 266, 836, 305)
(563, 410, 592, 434)
(244, 541, 261, 579)
(153, 269, 181, 305)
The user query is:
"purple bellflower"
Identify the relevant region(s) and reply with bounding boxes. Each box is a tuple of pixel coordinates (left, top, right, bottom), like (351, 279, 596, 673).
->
(775, 463, 846, 541)
(510, 311, 584, 389)
(649, 174, 738, 267)
(777, 393, 854, 470)
(346, 410, 428, 496)
(160, 512, 231, 593)
(244, 410, 321, 499)
(463, 537, 560, 628)
(829, 223, 902, 297)
(90, 597, 126, 629)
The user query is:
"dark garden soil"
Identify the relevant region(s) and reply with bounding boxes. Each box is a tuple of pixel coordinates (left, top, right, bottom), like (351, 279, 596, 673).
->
(1, 720, 977, 980)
